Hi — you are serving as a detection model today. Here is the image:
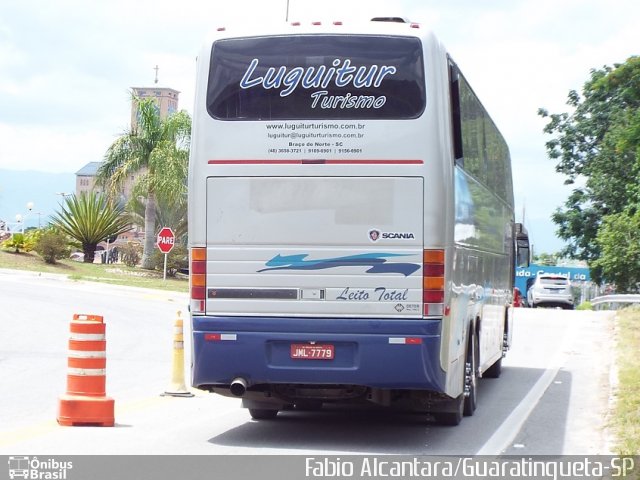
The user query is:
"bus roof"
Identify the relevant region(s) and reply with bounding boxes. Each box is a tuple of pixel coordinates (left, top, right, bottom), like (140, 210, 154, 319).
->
(202, 18, 436, 44)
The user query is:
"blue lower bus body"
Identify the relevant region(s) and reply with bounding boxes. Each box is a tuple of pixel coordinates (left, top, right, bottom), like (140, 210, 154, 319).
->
(191, 316, 452, 411)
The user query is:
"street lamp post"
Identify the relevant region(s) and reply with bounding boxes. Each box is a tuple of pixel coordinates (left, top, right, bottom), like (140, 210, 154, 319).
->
(25, 202, 41, 229)
(14, 201, 41, 232)
(15, 214, 23, 234)
(56, 192, 73, 202)
(34, 212, 42, 228)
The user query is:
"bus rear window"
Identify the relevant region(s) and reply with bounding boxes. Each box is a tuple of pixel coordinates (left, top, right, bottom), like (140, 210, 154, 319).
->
(207, 35, 426, 121)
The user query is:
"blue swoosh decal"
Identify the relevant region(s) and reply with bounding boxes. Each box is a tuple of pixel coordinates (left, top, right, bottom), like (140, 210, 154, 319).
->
(258, 253, 421, 277)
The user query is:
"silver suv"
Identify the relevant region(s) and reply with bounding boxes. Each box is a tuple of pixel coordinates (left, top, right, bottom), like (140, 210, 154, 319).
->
(527, 274, 574, 309)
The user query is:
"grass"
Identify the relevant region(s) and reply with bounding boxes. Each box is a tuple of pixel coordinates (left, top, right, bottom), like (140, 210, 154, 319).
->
(612, 307, 640, 455)
(576, 300, 593, 310)
(0, 249, 188, 292)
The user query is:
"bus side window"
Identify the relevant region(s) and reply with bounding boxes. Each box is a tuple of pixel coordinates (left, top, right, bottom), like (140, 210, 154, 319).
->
(449, 61, 464, 167)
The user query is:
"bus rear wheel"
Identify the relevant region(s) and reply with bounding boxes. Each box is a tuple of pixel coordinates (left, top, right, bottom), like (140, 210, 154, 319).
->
(433, 345, 468, 426)
(463, 333, 478, 416)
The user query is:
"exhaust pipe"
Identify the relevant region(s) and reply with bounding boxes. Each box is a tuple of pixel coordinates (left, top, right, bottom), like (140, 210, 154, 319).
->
(230, 377, 248, 397)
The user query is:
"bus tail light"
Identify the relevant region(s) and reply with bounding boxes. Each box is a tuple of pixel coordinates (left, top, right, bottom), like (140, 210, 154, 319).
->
(191, 247, 206, 314)
(423, 249, 445, 317)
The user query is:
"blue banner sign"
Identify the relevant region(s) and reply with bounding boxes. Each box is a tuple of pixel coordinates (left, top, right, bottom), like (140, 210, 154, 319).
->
(515, 264, 591, 294)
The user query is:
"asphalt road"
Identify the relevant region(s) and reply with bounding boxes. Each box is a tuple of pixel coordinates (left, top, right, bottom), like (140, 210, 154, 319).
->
(0, 269, 615, 455)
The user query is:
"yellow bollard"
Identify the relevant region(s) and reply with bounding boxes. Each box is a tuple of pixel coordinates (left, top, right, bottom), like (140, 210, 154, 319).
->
(162, 311, 194, 397)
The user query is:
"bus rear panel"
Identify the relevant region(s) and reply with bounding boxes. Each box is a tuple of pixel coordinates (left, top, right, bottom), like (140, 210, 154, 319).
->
(191, 174, 447, 402)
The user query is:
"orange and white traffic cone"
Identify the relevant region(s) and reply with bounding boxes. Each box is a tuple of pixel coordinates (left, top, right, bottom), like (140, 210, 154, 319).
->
(57, 314, 115, 426)
(162, 311, 194, 397)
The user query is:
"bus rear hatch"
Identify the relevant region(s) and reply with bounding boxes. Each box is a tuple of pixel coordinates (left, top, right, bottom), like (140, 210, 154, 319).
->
(203, 176, 424, 318)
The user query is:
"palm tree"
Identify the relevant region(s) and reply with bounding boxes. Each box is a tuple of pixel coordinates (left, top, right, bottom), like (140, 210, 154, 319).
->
(51, 191, 132, 263)
(97, 95, 191, 269)
(128, 194, 187, 243)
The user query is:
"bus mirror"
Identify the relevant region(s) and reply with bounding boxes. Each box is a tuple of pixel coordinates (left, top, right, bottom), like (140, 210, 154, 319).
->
(516, 242, 530, 268)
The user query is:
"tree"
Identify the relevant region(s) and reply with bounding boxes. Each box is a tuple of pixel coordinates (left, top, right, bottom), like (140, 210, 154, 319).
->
(128, 193, 187, 243)
(97, 95, 191, 269)
(34, 228, 71, 264)
(539, 56, 640, 281)
(592, 211, 640, 292)
(533, 252, 560, 266)
(50, 191, 132, 263)
(1, 232, 35, 253)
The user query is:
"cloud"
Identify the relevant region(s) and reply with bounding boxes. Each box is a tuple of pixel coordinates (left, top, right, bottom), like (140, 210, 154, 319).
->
(0, 123, 114, 173)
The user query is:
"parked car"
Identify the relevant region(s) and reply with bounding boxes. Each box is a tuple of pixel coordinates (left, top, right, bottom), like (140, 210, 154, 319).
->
(527, 274, 574, 309)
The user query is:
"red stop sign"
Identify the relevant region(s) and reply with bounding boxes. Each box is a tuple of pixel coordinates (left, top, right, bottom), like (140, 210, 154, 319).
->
(156, 227, 175, 254)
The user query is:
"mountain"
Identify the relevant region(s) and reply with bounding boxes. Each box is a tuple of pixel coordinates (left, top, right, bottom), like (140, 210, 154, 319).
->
(0, 169, 76, 230)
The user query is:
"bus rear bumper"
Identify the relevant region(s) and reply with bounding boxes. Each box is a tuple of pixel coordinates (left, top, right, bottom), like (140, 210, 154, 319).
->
(191, 316, 446, 397)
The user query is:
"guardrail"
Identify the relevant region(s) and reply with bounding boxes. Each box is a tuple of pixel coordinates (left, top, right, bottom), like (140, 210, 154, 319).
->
(591, 294, 640, 309)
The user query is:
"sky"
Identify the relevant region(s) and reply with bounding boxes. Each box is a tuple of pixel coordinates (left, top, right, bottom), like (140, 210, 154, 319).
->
(1, 0, 638, 252)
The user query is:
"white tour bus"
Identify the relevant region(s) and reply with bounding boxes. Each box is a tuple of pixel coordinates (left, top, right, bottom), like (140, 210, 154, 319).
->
(188, 17, 530, 425)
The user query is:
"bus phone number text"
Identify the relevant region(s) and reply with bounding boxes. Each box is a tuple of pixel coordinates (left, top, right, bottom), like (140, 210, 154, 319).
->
(268, 148, 363, 155)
